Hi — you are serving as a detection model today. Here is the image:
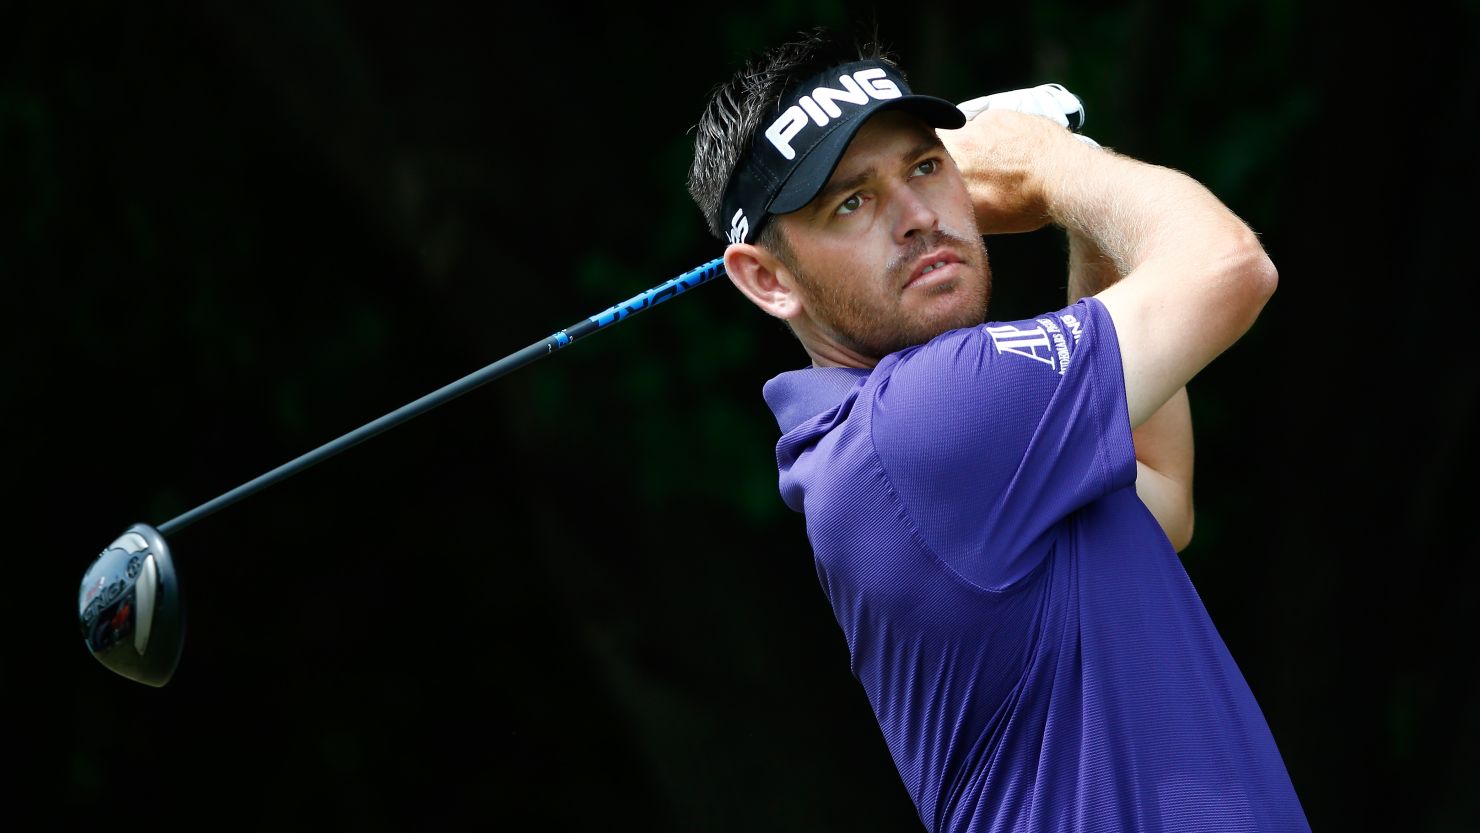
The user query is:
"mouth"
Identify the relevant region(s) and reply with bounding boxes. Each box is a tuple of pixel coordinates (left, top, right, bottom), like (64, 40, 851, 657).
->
(903, 249, 964, 289)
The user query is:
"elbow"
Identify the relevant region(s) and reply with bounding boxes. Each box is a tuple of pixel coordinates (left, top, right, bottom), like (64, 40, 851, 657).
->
(1248, 247, 1278, 307)
(1232, 228, 1278, 305)
(1216, 231, 1278, 328)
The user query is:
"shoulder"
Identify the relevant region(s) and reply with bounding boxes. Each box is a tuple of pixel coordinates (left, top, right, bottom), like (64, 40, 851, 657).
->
(867, 298, 1121, 453)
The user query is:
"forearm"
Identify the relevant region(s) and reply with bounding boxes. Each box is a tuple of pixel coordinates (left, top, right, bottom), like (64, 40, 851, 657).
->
(1043, 128, 1273, 428)
(1045, 142, 1259, 284)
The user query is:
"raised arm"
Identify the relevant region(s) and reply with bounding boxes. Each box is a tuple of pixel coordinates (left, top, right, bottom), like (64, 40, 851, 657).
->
(940, 110, 1277, 429)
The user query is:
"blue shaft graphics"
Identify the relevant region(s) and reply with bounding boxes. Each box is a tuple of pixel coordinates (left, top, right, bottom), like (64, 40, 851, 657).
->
(158, 257, 727, 535)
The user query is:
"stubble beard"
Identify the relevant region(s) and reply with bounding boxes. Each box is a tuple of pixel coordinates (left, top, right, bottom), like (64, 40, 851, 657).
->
(792, 227, 993, 360)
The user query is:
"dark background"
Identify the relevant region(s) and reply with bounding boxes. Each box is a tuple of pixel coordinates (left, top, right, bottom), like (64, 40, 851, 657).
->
(5, 1, 1477, 830)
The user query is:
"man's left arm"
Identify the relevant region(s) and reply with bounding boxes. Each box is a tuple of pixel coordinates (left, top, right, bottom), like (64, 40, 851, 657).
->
(1068, 229, 1195, 552)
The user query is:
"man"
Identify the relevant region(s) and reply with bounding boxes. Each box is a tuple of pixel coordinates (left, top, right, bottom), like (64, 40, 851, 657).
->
(687, 26, 1308, 833)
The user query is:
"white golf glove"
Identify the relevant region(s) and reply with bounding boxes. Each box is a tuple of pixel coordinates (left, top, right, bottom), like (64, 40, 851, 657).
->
(956, 83, 1101, 149)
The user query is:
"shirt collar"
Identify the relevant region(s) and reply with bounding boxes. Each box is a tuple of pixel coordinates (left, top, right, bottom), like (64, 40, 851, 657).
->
(762, 365, 871, 434)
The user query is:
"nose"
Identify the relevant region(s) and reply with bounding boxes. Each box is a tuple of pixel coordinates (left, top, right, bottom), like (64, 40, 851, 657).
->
(891, 183, 939, 245)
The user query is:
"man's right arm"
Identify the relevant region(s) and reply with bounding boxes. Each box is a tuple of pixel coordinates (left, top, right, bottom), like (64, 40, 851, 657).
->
(941, 112, 1277, 428)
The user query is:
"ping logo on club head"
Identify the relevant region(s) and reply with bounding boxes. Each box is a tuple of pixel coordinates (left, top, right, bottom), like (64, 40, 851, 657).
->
(764, 68, 902, 161)
(727, 209, 749, 244)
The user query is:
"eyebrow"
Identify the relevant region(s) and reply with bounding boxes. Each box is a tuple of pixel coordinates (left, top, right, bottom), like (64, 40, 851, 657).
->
(809, 134, 946, 216)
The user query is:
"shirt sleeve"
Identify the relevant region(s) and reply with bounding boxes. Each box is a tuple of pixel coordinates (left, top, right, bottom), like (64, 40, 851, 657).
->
(870, 296, 1136, 590)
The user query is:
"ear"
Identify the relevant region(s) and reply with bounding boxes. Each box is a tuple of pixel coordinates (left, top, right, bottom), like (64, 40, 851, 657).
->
(723, 242, 803, 321)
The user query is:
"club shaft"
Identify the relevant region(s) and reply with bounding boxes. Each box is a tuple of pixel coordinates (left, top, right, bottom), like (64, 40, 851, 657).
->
(158, 257, 727, 535)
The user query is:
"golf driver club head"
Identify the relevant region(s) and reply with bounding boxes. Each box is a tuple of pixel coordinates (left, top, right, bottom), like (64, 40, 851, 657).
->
(78, 523, 185, 687)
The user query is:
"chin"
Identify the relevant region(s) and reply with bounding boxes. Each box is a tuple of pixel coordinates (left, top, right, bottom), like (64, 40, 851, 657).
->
(933, 277, 991, 332)
(900, 304, 985, 351)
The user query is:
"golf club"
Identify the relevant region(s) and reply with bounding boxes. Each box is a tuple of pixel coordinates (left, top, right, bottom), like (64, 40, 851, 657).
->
(78, 257, 727, 687)
(77, 81, 1095, 689)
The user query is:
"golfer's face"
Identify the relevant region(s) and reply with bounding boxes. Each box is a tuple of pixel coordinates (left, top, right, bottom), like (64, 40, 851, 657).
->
(778, 110, 991, 360)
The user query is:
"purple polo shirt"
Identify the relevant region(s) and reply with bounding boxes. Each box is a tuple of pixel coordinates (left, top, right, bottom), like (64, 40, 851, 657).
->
(763, 297, 1309, 833)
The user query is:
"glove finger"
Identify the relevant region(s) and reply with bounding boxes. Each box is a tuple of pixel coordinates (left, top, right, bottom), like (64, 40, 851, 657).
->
(955, 94, 996, 121)
(1035, 83, 1086, 132)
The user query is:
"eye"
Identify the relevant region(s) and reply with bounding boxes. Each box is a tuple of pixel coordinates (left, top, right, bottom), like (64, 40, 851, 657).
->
(912, 158, 939, 177)
(836, 193, 864, 215)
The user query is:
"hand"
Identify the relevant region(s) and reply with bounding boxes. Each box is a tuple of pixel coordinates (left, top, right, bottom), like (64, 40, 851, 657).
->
(957, 83, 1101, 150)
(956, 83, 1088, 132)
(939, 107, 1089, 235)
